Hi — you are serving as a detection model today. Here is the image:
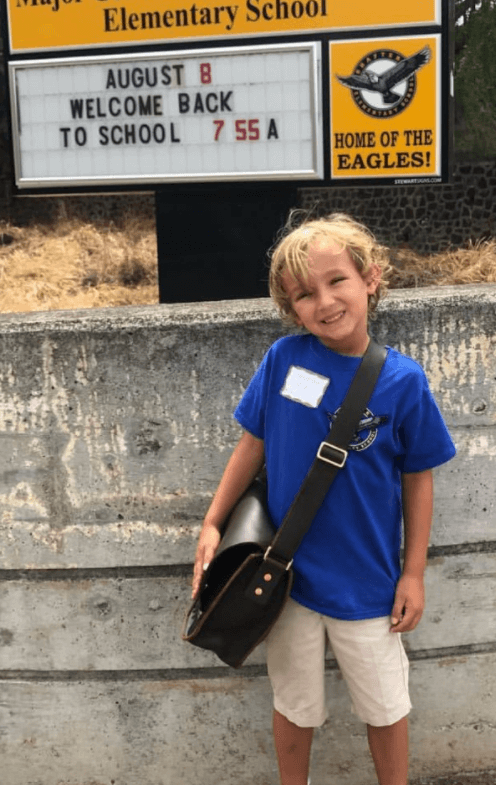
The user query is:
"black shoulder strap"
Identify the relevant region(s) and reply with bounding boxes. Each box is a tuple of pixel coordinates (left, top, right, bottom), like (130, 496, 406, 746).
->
(269, 339, 388, 564)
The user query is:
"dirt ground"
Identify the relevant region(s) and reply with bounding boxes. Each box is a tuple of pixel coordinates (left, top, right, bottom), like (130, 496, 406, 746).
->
(1, 217, 496, 314)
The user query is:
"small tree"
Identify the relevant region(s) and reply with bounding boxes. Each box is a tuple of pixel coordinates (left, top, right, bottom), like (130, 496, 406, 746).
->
(455, 0, 496, 157)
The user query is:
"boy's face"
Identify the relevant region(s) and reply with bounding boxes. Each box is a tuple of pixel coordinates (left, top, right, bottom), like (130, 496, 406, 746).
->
(282, 242, 380, 356)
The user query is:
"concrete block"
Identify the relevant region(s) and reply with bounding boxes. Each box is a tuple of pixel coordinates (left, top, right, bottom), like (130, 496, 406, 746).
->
(0, 552, 493, 671)
(0, 653, 494, 785)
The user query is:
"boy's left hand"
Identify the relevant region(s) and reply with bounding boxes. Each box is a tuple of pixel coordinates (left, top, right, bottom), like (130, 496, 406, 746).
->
(390, 574, 425, 632)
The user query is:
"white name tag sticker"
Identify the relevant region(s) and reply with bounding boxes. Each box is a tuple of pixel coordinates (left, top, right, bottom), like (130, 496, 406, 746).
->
(280, 366, 330, 408)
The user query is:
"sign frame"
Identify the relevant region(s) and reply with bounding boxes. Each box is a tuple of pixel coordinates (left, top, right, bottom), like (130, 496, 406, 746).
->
(1, 0, 453, 193)
(8, 42, 324, 189)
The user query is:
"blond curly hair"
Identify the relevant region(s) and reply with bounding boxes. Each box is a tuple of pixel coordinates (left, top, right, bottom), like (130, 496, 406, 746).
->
(269, 211, 391, 326)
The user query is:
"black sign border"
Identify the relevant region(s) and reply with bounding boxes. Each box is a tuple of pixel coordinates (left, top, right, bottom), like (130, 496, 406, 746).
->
(0, 0, 452, 196)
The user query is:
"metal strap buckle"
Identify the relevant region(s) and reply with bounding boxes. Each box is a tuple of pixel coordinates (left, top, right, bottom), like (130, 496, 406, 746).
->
(317, 442, 348, 469)
(264, 547, 293, 571)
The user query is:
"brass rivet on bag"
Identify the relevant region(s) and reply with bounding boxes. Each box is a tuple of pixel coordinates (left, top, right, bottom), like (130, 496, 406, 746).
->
(255, 588, 263, 596)
(264, 573, 272, 582)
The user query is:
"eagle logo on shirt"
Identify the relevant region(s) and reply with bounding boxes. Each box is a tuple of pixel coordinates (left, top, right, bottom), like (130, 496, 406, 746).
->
(326, 407, 388, 451)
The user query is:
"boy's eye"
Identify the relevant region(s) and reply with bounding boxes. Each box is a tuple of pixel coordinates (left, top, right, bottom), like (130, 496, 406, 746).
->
(295, 291, 310, 301)
(330, 276, 346, 285)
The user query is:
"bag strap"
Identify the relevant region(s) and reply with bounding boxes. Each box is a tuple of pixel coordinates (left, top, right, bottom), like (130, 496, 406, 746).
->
(267, 339, 387, 566)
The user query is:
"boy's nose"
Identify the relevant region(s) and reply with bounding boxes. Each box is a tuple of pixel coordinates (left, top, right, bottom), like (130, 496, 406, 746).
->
(315, 287, 335, 310)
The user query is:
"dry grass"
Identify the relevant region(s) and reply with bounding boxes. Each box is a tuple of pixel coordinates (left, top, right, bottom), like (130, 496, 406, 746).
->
(389, 240, 496, 289)
(0, 217, 495, 315)
(0, 215, 158, 314)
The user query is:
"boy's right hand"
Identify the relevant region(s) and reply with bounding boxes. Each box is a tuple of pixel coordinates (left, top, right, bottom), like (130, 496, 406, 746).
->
(191, 523, 222, 599)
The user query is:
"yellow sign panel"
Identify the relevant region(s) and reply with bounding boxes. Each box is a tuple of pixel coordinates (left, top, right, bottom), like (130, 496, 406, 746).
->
(330, 36, 440, 181)
(7, 0, 439, 54)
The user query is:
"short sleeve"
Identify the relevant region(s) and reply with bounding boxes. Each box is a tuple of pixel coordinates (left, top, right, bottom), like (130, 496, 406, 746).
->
(233, 348, 273, 440)
(396, 369, 456, 473)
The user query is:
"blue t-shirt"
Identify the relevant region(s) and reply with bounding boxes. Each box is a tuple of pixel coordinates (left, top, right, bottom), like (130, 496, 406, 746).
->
(234, 335, 456, 620)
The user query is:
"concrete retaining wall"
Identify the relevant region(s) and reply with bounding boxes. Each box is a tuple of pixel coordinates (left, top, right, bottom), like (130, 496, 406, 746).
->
(0, 285, 495, 785)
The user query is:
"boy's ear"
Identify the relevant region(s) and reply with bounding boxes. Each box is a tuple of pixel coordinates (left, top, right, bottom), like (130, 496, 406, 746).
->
(365, 263, 381, 294)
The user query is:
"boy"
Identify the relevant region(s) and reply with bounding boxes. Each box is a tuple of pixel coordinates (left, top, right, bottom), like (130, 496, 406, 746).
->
(192, 213, 456, 785)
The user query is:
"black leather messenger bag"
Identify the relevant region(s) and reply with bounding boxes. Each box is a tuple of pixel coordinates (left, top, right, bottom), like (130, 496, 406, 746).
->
(182, 340, 387, 668)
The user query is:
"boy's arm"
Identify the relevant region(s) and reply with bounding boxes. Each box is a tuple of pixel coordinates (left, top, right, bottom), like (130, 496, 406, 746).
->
(191, 430, 265, 598)
(390, 469, 434, 633)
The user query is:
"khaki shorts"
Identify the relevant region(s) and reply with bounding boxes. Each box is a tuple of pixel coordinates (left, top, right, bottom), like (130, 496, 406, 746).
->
(266, 598, 411, 728)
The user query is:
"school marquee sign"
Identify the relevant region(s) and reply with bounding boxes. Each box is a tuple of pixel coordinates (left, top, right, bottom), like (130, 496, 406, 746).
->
(3, 0, 451, 190)
(10, 45, 323, 187)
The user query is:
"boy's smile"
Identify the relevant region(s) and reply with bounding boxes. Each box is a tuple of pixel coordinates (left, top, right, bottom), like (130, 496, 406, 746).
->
(283, 242, 380, 356)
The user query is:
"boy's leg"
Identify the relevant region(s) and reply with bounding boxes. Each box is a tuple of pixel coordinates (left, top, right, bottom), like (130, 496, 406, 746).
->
(322, 615, 411, 785)
(273, 709, 313, 785)
(266, 599, 328, 785)
(273, 711, 408, 785)
(367, 716, 408, 785)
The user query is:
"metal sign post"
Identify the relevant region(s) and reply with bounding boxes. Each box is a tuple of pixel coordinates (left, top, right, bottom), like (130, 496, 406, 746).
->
(155, 184, 297, 302)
